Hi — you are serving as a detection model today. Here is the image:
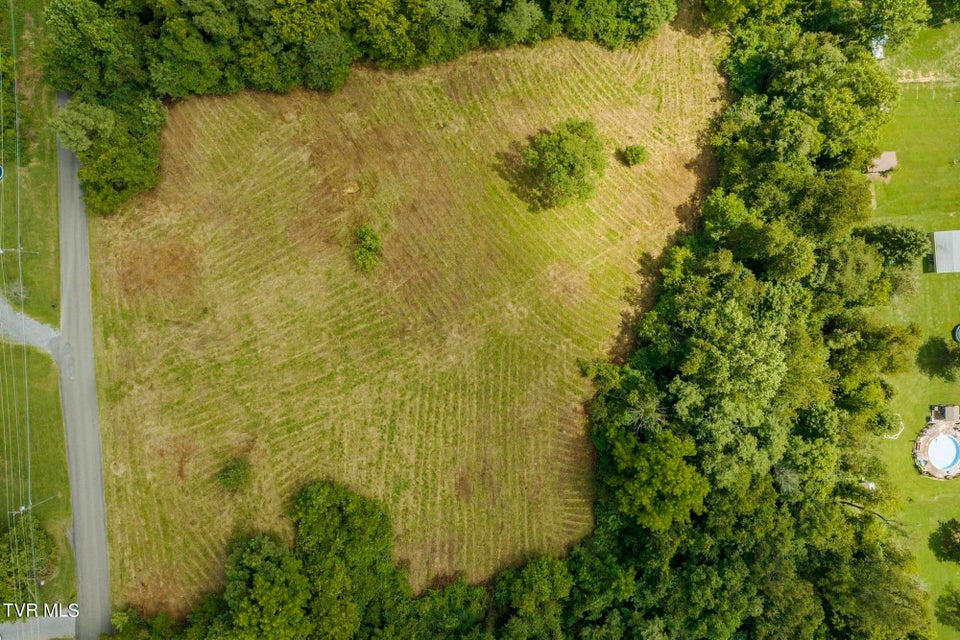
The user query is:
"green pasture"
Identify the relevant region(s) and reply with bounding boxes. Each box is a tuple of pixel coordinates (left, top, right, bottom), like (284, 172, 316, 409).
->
(87, 30, 726, 613)
(2, 0, 59, 325)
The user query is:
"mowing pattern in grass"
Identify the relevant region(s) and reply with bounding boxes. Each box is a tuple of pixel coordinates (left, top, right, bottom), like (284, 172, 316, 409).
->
(872, 81, 960, 640)
(90, 30, 724, 615)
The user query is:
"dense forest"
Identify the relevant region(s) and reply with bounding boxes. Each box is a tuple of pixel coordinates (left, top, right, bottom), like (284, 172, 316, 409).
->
(38, 0, 953, 638)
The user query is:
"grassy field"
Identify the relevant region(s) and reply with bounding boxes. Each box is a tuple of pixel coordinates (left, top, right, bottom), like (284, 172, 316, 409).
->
(0, 349, 74, 608)
(90, 28, 725, 615)
(886, 21, 960, 83)
(871, 68, 960, 638)
(0, 0, 73, 611)
(3, 0, 60, 326)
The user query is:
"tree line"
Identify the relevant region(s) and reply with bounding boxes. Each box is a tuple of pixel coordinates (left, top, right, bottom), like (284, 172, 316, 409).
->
(39, 0, 938, 216)
(64, 0, 948, 638)
(41, 0, 678, 215)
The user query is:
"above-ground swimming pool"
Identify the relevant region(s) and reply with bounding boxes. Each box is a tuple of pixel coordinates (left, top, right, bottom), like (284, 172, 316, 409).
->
(928, 434, 960, 471)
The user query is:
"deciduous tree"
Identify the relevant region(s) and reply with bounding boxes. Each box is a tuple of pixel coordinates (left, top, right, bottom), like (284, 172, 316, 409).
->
(521, 118, 607, 208)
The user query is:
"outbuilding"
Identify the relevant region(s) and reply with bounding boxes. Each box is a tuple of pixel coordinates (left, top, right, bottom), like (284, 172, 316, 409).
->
(933, 231, 960, 273)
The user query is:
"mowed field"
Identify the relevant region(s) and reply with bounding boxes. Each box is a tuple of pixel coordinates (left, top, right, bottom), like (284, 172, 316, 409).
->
(0, 0, 74, 611)
(90, 29, 724, 614)
(3, 0, 60, 326)
(886, 22, 960, 83)
(871, 78, 960, 637)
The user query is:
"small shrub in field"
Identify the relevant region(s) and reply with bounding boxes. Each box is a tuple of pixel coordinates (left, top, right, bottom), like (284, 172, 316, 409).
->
(354, 224, 382, 272)
(217, 457, 251, 493)
(621, 145, 648, 166)
(521, 118, 606, 208)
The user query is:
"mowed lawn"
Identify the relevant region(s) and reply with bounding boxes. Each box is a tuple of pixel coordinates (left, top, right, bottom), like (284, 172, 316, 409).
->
(0, 350, 74, 608)
(872, 81, 960, 639)
(3, 0, 60, 326)
(0, 0, 73, 610)
(885, 21, 960, 83)
(90, 29, 725, 614)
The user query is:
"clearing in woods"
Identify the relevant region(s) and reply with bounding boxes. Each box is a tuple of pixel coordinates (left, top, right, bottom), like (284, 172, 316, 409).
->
(90, 29, 724, 614)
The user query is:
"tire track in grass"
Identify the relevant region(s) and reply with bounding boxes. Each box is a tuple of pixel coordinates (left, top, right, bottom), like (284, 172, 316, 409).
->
(92, 32, 724, 609)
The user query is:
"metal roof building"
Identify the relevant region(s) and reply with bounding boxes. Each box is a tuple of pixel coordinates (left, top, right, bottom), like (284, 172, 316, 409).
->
(933, 231, 960, 273)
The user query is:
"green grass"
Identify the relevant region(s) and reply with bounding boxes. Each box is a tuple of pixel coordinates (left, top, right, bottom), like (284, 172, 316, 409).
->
(0, 349, 74, 610)
(0, 0, 73, 612)
(2, 0, 60, 326)
(89, 30, 726, 615)
(872, 80, 960, 639)
(885, 22, 960, 82)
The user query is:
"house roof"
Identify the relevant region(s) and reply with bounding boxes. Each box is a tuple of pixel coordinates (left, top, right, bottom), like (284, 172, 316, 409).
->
(934, 231, 960, 273)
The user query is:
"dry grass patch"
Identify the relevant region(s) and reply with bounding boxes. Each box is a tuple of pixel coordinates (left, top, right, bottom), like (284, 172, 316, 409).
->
(91, 29, 724, 616)
(116, 238, 199, 301)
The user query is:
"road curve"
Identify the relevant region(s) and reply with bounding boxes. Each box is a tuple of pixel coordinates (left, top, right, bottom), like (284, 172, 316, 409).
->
(56, 91, 111, 640)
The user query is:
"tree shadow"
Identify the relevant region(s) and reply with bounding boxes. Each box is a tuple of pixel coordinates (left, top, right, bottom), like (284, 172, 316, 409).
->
(607, 254, 659, 364)
(671, 0, 711, 37)
(916, 336, 958, 381)
(936, 586, 960, 630)
(604, 128, 718, 364)
(675, 125, 719, 233)
(929, 0, 960, 25)
(929, 518, 960, 562)
(493, 138, 545, 212)
(428, 572, 463, 591)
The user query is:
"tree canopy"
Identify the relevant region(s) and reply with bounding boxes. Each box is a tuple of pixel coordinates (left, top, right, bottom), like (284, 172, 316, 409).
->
(520, 118, 607, 209)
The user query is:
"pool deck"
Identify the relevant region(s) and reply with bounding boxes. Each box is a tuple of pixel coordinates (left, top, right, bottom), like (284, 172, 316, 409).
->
(915, 418, 960, 479)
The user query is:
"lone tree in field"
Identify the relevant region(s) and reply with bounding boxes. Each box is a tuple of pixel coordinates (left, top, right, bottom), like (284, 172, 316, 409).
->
(521, 119, 606, 209)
